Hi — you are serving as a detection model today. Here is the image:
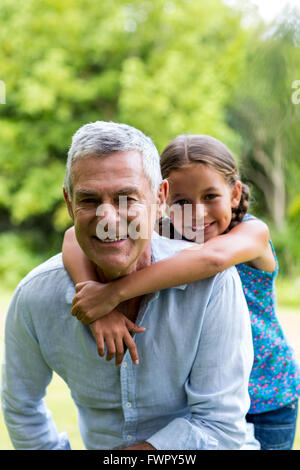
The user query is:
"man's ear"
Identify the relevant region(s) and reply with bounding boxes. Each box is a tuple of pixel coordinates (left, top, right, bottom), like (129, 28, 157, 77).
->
(63, 187, 74, 221)
(231, 180, 242, 209)
(157, 179, 168, 219)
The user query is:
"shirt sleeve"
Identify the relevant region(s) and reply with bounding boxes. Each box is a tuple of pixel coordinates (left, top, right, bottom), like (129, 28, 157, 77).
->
(146, 269, 254, 450)
(1, 284, 71, 450)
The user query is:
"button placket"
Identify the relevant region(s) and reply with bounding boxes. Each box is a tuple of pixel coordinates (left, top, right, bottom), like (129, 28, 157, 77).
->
(120, 350, 138, 443)
(119, 292, 157, 445)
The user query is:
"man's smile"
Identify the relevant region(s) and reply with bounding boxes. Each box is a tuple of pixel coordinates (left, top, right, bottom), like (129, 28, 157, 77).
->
(92, 235, 129, 246)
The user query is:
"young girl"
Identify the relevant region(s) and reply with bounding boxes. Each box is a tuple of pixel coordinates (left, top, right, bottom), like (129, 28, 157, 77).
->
(63, 134, 300, 450)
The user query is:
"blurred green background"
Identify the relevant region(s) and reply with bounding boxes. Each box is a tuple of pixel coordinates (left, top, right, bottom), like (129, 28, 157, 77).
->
(0, 0, 300, 450)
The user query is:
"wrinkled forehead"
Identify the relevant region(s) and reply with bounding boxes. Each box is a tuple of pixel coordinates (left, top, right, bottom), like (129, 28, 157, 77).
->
(71, 151, 154, 197)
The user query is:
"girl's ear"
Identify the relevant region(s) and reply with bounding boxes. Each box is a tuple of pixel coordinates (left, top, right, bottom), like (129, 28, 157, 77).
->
(231, 180, 242, 209)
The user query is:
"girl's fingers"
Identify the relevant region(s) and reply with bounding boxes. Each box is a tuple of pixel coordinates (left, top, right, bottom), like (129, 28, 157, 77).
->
(71, 304, 86, 322)
(71, 303, 81, 318)
(96, 334, 105, 357)
(124, 332, 140, 366)
(105, 337, 116, 362)
(125, 318, 146, 334)
(75, 282, 85, 292)
(115, 337, 125, 367)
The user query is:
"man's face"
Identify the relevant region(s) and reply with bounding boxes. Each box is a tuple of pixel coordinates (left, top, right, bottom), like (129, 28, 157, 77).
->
(64, 150, 165, 280)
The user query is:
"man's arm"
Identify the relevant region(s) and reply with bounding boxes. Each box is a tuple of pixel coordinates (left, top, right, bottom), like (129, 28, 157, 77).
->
(1, 285, 71, 450)
(145, 269, 254, 450)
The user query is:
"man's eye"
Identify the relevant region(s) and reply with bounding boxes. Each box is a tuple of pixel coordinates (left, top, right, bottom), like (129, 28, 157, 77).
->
(81, 198, 98, 204)
(116, 197, 138, 205)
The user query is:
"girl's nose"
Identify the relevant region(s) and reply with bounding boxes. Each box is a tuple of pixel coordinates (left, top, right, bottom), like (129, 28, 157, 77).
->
(192, 203, 205, 222)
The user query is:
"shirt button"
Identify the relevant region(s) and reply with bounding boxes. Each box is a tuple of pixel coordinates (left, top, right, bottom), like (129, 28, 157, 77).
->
(125, 402, 132, 408)
(122, 361, 127, 368)
(126, 435, 132, 441)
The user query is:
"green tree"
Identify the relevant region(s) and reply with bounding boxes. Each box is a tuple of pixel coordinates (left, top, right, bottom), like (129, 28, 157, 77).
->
(226, 8, 300, 274)
(0, 0, 249, 286)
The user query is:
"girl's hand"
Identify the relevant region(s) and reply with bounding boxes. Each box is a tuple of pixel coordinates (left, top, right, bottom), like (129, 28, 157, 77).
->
(71, 280, 120, 324)
(89, 310, 146, 366)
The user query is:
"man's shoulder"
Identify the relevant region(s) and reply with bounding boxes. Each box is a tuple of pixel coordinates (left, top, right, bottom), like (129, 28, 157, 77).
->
(15, 253, 74, 303)
(151, 232, 195, 261)
(19, 253, 65, 284)
(151, 233, 240, 290)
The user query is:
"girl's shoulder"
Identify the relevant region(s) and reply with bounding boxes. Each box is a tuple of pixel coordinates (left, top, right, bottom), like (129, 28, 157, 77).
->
(238, 213, 278, 276)
(242, 213, 259, 223)
(241, 213, 270, 235)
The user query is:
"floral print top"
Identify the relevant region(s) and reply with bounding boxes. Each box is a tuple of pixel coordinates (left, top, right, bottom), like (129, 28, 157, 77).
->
(236, 214, 300, 414)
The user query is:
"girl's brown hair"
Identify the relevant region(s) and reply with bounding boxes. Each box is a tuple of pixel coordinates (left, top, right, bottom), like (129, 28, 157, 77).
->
(160, 134, 250, 231)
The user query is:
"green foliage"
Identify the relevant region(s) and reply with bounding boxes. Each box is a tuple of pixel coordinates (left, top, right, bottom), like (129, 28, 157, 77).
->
(118, 0, 248, 153)
(0, 232, 45, 288)
(226, 11, 300, 272)
(0, 0, 299, 287)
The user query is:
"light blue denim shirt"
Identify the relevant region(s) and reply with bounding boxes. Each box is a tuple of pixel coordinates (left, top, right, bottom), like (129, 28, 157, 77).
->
(1, 234, 254, 450)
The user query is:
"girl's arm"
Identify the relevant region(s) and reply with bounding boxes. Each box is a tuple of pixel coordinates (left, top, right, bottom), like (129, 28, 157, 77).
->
(63, 227, 121, 317)
(114, 218, 271, 299)
(62, 226, 98, 282)
(63, 227, 146, 366)
(71, 218, 270, 324)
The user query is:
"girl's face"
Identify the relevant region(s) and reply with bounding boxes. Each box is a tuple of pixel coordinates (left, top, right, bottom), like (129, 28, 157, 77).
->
(167, 163, 242, 242)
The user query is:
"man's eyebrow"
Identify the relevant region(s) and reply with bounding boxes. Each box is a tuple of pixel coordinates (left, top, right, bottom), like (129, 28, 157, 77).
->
(75, 189, 99, 198)
(117, 187, 141, 196)
(74, 187, 141, 197)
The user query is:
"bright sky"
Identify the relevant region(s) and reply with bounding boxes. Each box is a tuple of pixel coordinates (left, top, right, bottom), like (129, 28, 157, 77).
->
(251, 0, 300, 22)
(224, 0, 300, 23)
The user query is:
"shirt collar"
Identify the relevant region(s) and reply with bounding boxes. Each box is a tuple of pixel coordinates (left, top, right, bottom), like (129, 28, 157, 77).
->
(150, 231, 188, 291)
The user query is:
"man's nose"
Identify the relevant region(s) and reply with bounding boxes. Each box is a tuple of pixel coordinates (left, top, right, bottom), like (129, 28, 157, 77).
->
(96, 203, 127, 239)
(96, 203, 121, 225)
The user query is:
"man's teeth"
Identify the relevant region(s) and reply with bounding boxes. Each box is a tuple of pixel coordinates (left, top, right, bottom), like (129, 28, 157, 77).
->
(98, 237, 127, 242)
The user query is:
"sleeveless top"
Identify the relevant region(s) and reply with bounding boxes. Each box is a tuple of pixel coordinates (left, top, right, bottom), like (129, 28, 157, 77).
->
(236, 214, 300, 414)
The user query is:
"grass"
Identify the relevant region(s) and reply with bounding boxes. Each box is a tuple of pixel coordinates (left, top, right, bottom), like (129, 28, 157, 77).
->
(0, 281, 300, 450)
(276, 276, 300, 308)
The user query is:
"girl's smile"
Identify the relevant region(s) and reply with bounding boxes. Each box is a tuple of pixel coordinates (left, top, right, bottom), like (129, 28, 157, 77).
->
(167, 163, 242, 242)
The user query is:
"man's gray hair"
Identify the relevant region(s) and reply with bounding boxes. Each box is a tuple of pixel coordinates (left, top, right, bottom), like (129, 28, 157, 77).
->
(64, 121, 162, 198)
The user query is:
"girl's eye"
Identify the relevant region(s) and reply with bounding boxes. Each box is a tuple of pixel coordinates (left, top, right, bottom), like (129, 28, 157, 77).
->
(204, 194, 218, 200)
(173, 199, 190, 206)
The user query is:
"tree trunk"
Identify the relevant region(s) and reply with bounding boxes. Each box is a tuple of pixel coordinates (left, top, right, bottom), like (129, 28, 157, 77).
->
(247, 136, 285, 230)
(271, 136, 285, 230)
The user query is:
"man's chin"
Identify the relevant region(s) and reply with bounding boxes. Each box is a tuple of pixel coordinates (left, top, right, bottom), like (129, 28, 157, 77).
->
(89, 249, 136, 281)
(84, 235, 151, 281)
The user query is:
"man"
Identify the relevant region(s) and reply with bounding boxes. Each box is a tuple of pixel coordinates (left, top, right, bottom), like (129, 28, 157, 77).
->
(2, 121, 254, 450)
